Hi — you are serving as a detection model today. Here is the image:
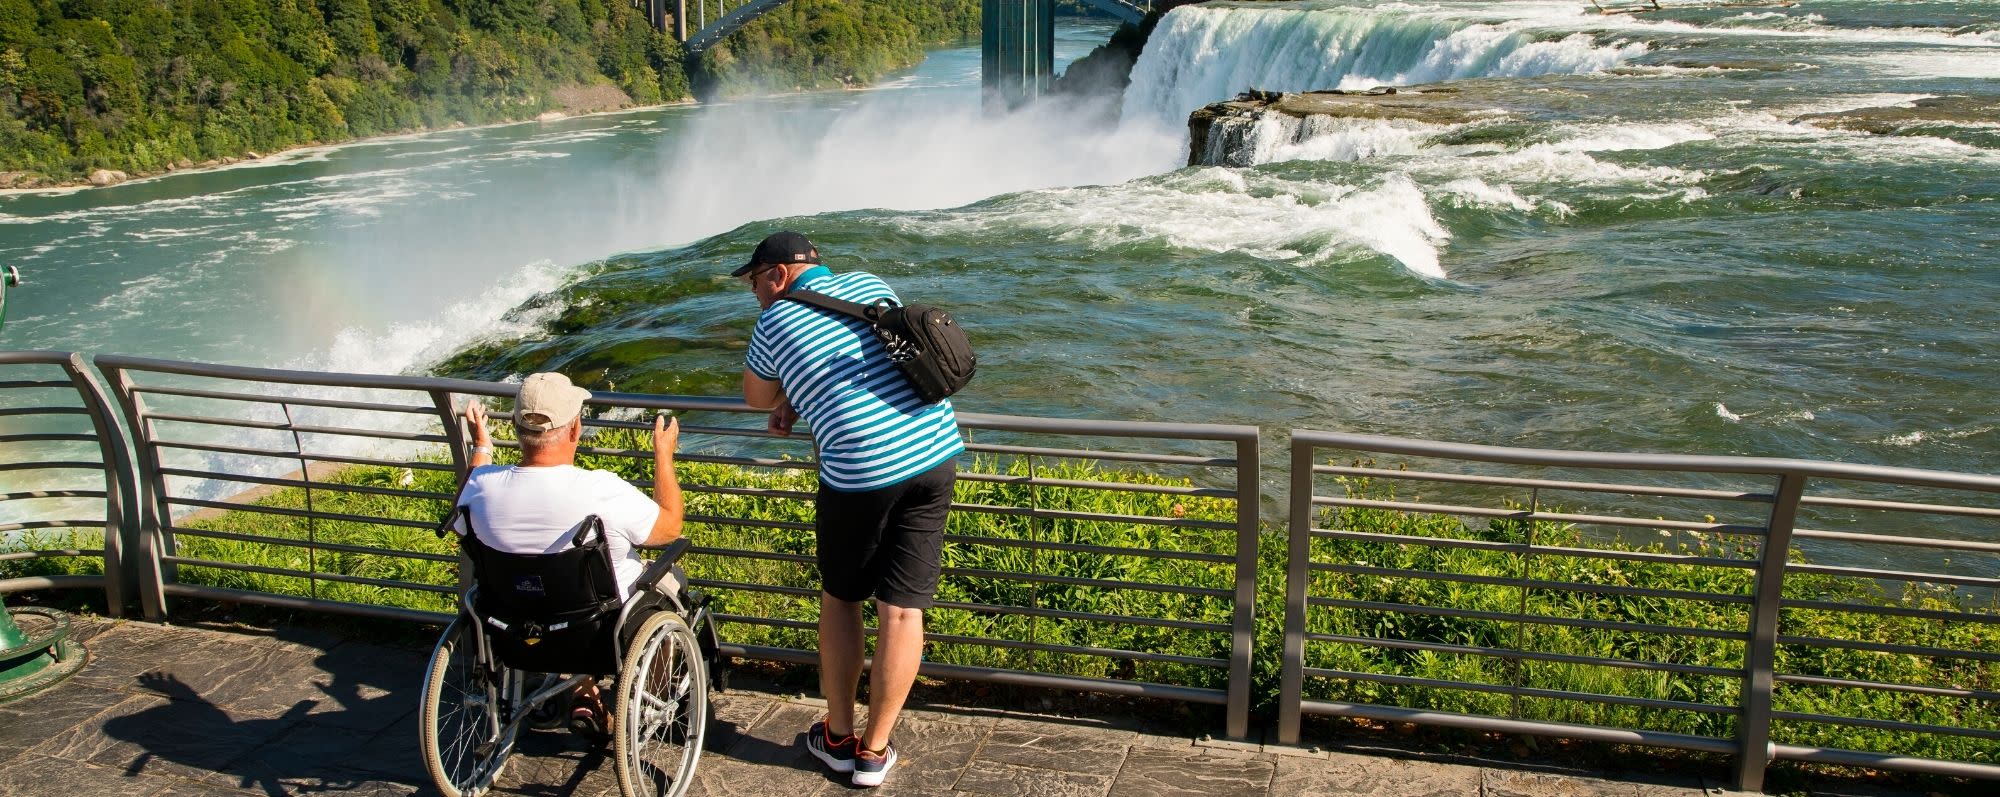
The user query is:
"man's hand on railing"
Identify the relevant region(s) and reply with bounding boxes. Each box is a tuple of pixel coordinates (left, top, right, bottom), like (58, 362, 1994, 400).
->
(767, 400, 799, 437)
(465, 400, 493, 467)
(653, 412, 680, 457)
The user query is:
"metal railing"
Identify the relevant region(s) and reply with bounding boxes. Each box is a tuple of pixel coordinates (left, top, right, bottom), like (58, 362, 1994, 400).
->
(1282, 430, 2000, 790)
(0, 351, 135, 614)
(88, 354, 1261, 737)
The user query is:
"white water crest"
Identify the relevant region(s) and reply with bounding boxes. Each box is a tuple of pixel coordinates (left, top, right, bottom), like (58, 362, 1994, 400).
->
(1121, 3, 1647, 127)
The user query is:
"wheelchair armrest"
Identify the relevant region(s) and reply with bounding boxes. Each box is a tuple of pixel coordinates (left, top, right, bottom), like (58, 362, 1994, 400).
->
(639, 537, 692, 566)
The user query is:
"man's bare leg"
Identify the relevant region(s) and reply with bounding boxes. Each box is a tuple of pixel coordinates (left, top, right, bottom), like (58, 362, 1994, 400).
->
(859, 599, 924, 751)
(819, 592, 866, 737)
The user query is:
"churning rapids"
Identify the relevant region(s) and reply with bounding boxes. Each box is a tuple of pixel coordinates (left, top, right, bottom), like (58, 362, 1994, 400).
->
(2, 1, 1997, 533)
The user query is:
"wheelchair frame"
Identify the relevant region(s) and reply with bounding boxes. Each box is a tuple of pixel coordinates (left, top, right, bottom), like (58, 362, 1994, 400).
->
(419, 538, 725, 797)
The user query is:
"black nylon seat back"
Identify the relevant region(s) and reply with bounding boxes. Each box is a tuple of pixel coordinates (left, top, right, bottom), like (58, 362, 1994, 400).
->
(456, 509, 624, 674)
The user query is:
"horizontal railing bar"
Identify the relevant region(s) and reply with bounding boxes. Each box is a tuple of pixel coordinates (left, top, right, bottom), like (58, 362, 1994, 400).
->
(953, 470, 1236, 497)
(1771, 744, 2000, 781)
(0, 433, 98, 444)
(1304, 667, 1738, 714)
(0, 407, 88, 418)
(965, 442, 1234, 468)
(1304, 632, 1741, 678)
(930, 600, 1232, 633)
(144, 412, 449, 443)
(1776, 673, 2000, 702)
(0, 490, 108, 501)
(1782, 598, 2000, 626)
(1792, 527, 2000, 554)
(685, 513, 812, 533)
(131, 383, 437, 414)
(1798, 493, 2000, 520)
(674, 483, 814, 501)
(0, 575, 107, 594)
(0, 379, 77, 389)
(942, 532, 1236, 564)
(582, 417, 788, 440)
(163, 583, 451, 624)
(1776, 634, 2000, 663)
(0, 520, 106, 533)
(1310, 464, 1777, 504)
(1295, 698, 1737, 754)
(1308, 596, 1748, 640)
(157, 468, 454, 502)
(958, 412, 1257, 443)
(1306, 528, 1763, 570)
(1770, 711, 2000, 741)
(0, 461, 103, 473)
(1307, 562, 1753, 605)
(922, 632, 1228, 668)
(946, 566, 1233, 598)
(0, 549, 104, 562)
(1785, 562, 2000, 591)
(688, 546, 814, 565)
(948, 501, 1236, 531)
(1313, 496, 1768, 535)
(152, 440, 459, 471)
(720, 642, 1229, 705)
(166, 525, 460, 562)
(165, 497, 443, 529)
(163, 556, 458, 594)
(688, 578, 819, 599)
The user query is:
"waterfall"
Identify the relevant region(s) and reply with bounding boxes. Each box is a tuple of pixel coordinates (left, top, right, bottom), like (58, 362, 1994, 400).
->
(1120, 3, 1648, 128)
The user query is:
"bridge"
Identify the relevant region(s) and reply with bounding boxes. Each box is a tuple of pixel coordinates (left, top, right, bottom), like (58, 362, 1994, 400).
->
(642, 0, 1152, 107)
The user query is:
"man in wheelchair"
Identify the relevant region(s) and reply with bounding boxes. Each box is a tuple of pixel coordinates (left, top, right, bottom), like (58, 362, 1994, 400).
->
(422, 373, 723, 797)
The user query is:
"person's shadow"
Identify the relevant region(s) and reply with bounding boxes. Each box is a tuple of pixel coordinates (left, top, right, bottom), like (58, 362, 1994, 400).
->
(107, 671, 369, 796)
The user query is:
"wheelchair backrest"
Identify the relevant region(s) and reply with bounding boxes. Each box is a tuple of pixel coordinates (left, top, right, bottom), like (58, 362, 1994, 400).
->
(453, 507, 624, 674)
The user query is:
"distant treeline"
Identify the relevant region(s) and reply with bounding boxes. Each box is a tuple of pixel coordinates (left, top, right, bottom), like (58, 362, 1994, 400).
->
(0, 0, 989, 185)
(699, 0, 979, 95)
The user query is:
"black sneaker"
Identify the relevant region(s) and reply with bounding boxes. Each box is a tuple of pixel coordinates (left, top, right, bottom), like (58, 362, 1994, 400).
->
(851, 744, 896, 788)
(807, 719, 859, 774)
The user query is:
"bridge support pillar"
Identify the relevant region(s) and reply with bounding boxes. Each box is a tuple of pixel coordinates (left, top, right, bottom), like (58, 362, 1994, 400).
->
(982, 0, 1055, 111)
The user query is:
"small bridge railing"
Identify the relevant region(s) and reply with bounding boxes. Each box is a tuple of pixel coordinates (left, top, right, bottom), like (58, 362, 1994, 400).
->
(1283, 430, 2000, 790)
(88, 354, 1261, 738)
(0, 351, 135, 615)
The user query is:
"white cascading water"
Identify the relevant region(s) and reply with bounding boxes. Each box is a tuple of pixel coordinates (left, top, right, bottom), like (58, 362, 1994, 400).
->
(1120, 3, 1649, 128)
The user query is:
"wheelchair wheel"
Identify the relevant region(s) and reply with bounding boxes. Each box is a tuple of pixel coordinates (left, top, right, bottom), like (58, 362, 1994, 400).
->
(613, 611, 709, 797)
(420, 618, 514, 797)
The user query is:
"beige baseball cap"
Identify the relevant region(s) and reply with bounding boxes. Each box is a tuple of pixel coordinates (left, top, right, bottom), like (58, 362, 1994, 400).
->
(514, 373, 591, 431)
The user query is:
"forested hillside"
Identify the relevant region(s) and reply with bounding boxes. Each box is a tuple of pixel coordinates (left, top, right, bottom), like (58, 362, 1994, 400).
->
(699, 0, 979, 95)
(0, 0, 688, 186)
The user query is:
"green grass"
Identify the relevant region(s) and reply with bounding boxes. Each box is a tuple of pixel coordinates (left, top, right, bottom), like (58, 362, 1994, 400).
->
(6, 441, 1995, 766)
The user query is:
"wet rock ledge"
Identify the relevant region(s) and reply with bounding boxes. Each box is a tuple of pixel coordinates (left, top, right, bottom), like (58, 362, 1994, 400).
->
(1187, 86, 1499, 167)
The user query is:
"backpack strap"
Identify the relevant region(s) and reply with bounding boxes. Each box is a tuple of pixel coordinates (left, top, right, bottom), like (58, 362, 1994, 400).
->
(784, 289, 894, 323)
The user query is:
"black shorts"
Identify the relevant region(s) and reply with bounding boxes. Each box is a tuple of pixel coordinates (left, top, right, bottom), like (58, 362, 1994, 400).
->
(814, 459, 955, 609)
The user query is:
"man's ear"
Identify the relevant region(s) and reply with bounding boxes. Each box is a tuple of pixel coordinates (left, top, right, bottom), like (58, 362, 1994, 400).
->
(567, 418, 584, 443)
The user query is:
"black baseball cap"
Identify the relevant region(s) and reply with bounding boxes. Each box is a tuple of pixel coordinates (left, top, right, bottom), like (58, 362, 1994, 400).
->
(734, 231, 821, 276)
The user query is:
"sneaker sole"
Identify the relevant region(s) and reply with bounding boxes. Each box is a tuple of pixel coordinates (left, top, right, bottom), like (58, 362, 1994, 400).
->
(850, 749, 896, 787)
(809, 743, 856, 774)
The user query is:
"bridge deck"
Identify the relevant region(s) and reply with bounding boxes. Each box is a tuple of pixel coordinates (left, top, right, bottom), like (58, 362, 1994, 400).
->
(0, 617, 1871, 797)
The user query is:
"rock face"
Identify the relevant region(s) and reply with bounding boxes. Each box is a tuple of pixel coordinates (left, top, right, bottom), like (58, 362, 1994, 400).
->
(1794, 95, 2000, 135)
(88, 169, 129, 186)
(1187, 87, 1493, 167)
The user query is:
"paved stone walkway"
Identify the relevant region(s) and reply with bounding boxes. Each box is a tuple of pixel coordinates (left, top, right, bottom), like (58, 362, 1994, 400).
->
(0, 617, 1905, 797)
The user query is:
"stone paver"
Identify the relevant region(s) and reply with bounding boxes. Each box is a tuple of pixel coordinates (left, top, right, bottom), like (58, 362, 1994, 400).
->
(0, 617, 1955, 797)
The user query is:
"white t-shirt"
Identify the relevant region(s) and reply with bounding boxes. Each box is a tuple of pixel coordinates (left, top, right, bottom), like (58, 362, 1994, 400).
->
(452, 464, 661, 597)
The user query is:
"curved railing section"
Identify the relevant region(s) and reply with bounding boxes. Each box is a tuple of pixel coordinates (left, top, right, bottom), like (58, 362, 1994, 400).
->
(1283, 430, 2000, 790)
(0, 351, 135, 614)
(91, 354, 1262, 738)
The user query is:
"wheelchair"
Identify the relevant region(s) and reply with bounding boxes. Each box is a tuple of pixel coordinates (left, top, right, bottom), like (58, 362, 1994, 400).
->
(419, 512, 725, 797)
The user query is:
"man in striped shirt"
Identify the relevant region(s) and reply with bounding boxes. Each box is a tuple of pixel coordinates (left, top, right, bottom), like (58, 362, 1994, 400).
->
(738, 231, 964, 788)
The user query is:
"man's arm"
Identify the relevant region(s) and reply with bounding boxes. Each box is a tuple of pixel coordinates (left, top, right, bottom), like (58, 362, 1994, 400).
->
(742, 370, 800, 436)
(643, 413, 683, 546)
(465, 401, 494, 468)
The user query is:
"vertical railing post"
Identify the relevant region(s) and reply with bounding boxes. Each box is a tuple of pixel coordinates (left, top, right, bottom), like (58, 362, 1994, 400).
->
(1277, 434, 1315, 745)
(63, 354, 134, 617)
(1736, 470, 1807, 792)
(430, 390, 471, 597)
(93, 360, 170, 620)
(1224, 429, 1259, 740)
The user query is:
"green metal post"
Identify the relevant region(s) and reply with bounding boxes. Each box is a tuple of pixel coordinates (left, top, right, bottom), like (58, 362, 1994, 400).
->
(982, 0, 1055, 112)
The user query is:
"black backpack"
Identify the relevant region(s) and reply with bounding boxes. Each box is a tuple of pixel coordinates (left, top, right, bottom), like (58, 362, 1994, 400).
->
(784, 289, 976, 404)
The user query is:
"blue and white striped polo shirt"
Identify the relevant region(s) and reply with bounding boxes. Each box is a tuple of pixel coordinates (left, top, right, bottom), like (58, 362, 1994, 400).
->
(747, 267, 965, 492)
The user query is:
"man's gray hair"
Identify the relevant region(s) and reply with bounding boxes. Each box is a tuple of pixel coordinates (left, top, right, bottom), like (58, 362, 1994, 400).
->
(513, 421, 563, 449)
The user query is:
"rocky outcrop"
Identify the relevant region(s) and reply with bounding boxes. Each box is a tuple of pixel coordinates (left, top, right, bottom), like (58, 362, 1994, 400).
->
(88, 169, 129, 186)
(1794, 95, 2000, 135)
(1187, 87, 1496, 167)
